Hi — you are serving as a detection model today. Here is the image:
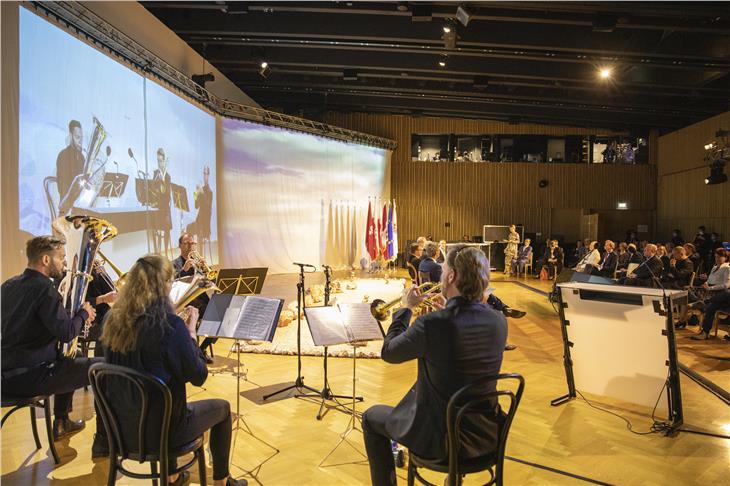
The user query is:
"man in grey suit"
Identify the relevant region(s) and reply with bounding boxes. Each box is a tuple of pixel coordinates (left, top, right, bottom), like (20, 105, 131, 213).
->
(362, 245, 507, 486)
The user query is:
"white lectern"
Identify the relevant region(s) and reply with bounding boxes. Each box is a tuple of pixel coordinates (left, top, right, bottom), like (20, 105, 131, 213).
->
(553, 281, 686, 434)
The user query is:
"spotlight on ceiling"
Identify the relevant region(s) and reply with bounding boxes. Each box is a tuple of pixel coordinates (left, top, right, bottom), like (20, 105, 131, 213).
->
(259, 61, 271, 78)
(456, 4, 473, 27)
(191, 72, 215, 87)
(705, 161, 727, 185)
(438, 56, 447, 67)
(599, 67, 612, 79)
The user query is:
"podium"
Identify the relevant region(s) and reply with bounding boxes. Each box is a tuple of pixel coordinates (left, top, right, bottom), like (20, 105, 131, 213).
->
(553, 281, 686, 433)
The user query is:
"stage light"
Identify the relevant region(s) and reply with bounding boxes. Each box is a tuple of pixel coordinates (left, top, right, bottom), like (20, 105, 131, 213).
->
(259, 62, 271, 78)
(705, 161, 727, 185)
(599, 68, 612, 79)
(438, 56, 447, 67)
(704, 142, 716, 151)
(191, 72, 215, 87)
(456, 4, 473, 27)
(442, 22, 457, 49)
(443, 24, 452, 33)
(617, 202, 628, 210)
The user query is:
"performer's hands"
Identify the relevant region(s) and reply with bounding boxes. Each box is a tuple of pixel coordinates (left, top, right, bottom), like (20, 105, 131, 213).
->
(183, 306, 199, 338)
(81, 301, 97, 323)
(429, 293, 446, 310)
(402, 285, 427, 310)
(98, 290, 118, 305)
(183, 258, 196, 272)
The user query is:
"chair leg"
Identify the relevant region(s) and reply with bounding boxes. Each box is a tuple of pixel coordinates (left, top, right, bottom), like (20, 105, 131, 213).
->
(107, 458, 118, 486)
(197, 446, 208, 486)
(151, 461, 159, 486)
(407, 459, 415, 486)
(30, 405, 42, 449)
(43, 398, 61, 465)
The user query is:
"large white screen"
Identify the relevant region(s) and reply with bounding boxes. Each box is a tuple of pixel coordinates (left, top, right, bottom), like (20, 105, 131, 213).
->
(222, 118, 390, 274)
(18, 8, 217, 270)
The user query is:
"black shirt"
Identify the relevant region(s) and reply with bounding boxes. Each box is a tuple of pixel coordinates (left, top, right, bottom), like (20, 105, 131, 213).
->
(194, 184, 213, 238)
(1, 269, 89, 371)
(56, 144, 84, 200)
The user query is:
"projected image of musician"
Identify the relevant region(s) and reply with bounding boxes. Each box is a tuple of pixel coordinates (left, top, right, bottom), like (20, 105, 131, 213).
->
(56, 120, 85, 203)
(153, 147, 173, 256)
(187, 165, 214, 262)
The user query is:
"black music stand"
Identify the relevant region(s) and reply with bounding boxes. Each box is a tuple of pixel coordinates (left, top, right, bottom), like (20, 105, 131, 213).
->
(216, 268, 268, 296)
(98, 172, 128, 200)
(135, 177, 157, 208)
(262, 263, 321, 401)
(171, 183, 189, 233)
(198, 294, 283, 482)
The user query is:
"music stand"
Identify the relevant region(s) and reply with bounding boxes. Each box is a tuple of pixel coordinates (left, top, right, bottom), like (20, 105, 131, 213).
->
(135, 177, 158, 208)
(98, 172, 128, 200)
(171, 183, 189, 233)
(217, 268, 268, 296)
(198, 294, 283, 482)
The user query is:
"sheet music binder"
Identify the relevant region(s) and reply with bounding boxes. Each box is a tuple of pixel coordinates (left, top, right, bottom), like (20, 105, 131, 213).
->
(198, 293, 283, 342)
(304, 303, 385, 347)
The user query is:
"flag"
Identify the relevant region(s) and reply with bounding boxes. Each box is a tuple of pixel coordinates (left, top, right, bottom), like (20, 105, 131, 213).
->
(387, 200, 397, 260)
(381, 201, 389, 259)
(374, 198, 381, 259)
(366, 200, 377, 260)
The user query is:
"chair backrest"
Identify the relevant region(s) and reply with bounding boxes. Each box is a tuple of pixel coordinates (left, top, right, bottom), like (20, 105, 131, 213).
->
(89, 362, 173, 463)
(419, 271, 432, 284)
(686, 271, 696, 288)
(407, 262, 420, 285)
(43, 176, 59, 222)
(445, 373, 525, 485)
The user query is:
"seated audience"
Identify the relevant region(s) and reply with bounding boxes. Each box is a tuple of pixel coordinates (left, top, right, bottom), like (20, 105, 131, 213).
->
(624, 244, 663, 287)
(576, 241, 599, 273)
(362, 245, 506, 485)
(683, 243, 702, 277)
(616, 242, 629, 270)
(538, 239, 564, 278)
(662, 246, 694, 289)
(657, 245, 671, 273)
(572, 240, 585, 267)
(678, 248, 730, 330)
(406, 242, 424, 281)
(510, 238, 533, 275)
(627, 243, 644, 265)
(593, 240, 618, 277)
(418, 241, 442, 283)
(101, 254, 246, 486)
(436, 240, 447, 264)
(1, 236, 105, 450)
(671, 229, 684, 247)
(692, 288, 730, 341)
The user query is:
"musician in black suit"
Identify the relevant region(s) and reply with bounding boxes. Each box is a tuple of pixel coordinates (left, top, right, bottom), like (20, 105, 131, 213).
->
(153, 148, 173, 256)
(362, 245, 507, 486)
(624, 244, 664, 287)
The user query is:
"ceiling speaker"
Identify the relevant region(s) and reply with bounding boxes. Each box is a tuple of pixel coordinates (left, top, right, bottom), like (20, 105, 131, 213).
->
(538, 179, 549, 188)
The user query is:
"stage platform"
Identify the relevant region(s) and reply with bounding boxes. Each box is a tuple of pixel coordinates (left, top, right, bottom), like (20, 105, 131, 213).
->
(2, 274, 728, 485)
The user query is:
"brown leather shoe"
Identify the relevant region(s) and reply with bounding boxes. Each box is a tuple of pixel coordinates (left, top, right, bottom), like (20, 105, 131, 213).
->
(53, 418, 85, 441)
(504, 343, 518, 351)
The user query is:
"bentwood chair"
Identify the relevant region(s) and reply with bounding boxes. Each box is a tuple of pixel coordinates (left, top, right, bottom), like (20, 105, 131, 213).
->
(408, 373, 525, 486)
(0, 394, 60, 464)
(89, 363, 207, 486)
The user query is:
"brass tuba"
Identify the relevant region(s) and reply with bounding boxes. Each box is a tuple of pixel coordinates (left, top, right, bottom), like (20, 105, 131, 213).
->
(59, 117, 109, 215)
(57, 215, 117, 357)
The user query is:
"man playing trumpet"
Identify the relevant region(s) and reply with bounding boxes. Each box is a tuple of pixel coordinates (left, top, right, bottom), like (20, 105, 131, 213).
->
(362, 244, 507, 486)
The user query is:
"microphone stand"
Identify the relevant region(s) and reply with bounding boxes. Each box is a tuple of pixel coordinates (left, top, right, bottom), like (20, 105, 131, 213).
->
(315, 265, 363, 420)
(263, 263, 321, 401)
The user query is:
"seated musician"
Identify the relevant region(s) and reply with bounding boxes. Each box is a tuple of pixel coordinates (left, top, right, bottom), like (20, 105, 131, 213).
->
(362, 245, 507, 486)
(85, 262, 119, 357)
(510, 238, 532, 275)
(688, 249, 730, 340)
(100, 254, 246, 486)
(417, 241, 442, 283)
(173, 232, 215, 364)
(1, 236, 107, 451)
(624, 244, 664, 287)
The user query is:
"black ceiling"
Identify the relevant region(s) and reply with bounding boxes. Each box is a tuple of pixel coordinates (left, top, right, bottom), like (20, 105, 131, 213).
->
(143, 1, 730, 133)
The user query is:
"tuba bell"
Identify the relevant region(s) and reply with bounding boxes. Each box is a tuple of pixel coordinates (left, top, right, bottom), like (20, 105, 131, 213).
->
(59, 117, 109, 215)
(56, 215, 117, 357)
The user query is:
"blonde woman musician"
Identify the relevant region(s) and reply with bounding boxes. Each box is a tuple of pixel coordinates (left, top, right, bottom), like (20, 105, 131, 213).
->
(503, 224, 520, 274)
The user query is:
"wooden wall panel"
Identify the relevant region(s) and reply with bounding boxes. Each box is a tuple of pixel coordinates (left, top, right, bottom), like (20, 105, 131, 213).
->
(325, 112, 655, 248)
(657, 111, 730, 241)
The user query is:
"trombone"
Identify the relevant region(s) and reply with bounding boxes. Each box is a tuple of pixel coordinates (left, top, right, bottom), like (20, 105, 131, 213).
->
(370, 282, 443, 322)
(96, 248, 127, 290)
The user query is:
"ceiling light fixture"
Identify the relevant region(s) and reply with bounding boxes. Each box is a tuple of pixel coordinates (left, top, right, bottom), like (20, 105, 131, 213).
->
(259, 61, 271, 78)
(438, 55, 447, 67)
(599, 67, 612, 79)
(456, 4, 473, 27)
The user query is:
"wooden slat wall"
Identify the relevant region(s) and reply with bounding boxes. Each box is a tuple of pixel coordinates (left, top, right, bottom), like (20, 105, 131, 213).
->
(325, 112, 655, 246)
(657, 111, 730, 241)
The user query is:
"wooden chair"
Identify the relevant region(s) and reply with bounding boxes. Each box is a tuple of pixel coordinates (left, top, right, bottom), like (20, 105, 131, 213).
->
(407, 373, 525, 486)
(419, 271, 433, 285)
(711, 310, 730, 337)
(1, 394, 60, 464)
(407, 262, 420, 285)
(89, 363, 207, 486)
(522, 253, 533, 278)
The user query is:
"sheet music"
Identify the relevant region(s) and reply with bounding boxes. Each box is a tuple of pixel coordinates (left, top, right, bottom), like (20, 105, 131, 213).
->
(305, 306, 349, 346)
(219, 295, 247, 337)
(197, 319, 220, 337)
(169, 280, 192, 304)
(338, 303, 384, 342)
(234, 296, 282, 341)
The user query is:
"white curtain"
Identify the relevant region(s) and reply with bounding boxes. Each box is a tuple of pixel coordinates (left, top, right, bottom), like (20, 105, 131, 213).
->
(220, 119, 391, 274)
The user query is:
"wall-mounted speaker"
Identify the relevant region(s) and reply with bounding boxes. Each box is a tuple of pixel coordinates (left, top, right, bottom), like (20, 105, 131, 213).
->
(539, 179, 549, 188)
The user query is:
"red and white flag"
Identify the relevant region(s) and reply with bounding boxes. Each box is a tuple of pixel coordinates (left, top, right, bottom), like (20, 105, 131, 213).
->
(381, 201, 389, 259)
(366, 200, 377, 260)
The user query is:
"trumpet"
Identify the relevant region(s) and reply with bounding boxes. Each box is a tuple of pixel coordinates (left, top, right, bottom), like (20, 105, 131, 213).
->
(188, 250, 217, 280)
(370, 282, 443, 322)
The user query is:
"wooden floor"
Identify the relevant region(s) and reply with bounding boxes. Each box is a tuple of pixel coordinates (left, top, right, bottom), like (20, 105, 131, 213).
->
(2, 273, 729, 485)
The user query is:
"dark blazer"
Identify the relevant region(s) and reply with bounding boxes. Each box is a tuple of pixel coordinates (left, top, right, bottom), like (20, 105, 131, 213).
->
(666, 258, 694, 288)
(382, 296, 507, 460)
(597, 251, 618, 277)
(418, 257, 442, 283)
(631, 256, 664, 287)
(515, 245, 532, 262)
(542, 247, 564, 273)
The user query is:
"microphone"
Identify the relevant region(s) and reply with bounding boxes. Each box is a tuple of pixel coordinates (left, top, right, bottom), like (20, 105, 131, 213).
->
(293, 262, 317, 269)
(322, 264, 332, 270)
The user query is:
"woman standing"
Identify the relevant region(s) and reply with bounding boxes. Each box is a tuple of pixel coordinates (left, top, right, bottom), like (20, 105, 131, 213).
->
(503, 224, 520, 275)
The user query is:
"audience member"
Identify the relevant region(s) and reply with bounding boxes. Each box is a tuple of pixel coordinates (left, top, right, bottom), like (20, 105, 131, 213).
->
(671, 229, 684, 247)
(510, 238, 532, 275)
(624, 244, 663, 287)
(616, 242, 630, 271)
(538, 240, 564, 278)
(683, 243, 702, 276)
(657, 245, 671, 273)
(663, 246, 694, 289)
(406, 242, 424, 282)
(576, 241, 600, 273)
(418, 241, 442, 283)
(594, 240, 618, 277)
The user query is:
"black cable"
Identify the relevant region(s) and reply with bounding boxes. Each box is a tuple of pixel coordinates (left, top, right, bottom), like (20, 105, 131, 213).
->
(678, 428, 730, 440)
(575, 379, 668, 436)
